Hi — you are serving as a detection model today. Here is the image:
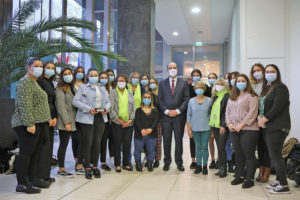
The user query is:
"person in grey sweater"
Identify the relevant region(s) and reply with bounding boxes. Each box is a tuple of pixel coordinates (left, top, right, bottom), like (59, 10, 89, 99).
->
(55, 67, 77, 178)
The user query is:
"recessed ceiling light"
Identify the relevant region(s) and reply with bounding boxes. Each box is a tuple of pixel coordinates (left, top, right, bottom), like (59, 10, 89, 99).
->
(191, 7, 201, 14)
(173, 32, 179, 36)
(184, 51, 188, 54)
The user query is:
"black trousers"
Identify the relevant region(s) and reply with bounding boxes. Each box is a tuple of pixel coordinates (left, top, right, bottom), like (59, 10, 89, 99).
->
(190, 138, 196, 158)
(100, 122, 110, 163)
(73, 123, 83, 165)
(37, 123, 51, 179)
(108, 124, 114, 157)
(213, 127, 229, 168)
(230, 130, 259, 180)
(265, 129, 288, 185)
(162, 116, 186, 166)
(57, 130, 76, 168)
(111, 122, 133, 167)
(80, 115, 105, 168)
(13, 123, 46, 185)
(49, 126, 54, 157)
(257, 128, 271, 167)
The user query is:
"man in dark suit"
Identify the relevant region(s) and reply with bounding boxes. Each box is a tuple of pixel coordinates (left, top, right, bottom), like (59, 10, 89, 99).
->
(158, 62, 190, 171)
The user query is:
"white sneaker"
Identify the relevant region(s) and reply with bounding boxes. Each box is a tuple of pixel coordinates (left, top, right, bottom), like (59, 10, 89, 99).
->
(269, 184, 290, 194)
(266, 180, 280, 189)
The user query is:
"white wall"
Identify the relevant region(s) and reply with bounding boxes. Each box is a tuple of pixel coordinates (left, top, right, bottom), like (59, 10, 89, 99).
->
(228, 0, 300, 138)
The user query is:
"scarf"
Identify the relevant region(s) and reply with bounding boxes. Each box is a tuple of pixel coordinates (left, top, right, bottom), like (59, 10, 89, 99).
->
(116, 87, 129, 121)
(128, 83, 141, 109)
(209, 90, 228, 128)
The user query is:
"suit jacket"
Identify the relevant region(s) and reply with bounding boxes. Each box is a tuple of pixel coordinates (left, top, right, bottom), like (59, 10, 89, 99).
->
(158, 77, 190, 119)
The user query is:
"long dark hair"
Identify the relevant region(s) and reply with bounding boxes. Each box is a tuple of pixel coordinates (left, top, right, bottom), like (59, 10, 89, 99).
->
(43, 61, 56, 81)
(99, 71, 110, 93)
(229, 73, 257, 101)
(191, 69, 202, 77)
(228, 71, 239, 90)
(106, 69, 116, 89)
(74, 66, 86, 83)
(57, 67, 74, 93)
(250, 63, 264, 84)
(261, 64, 282, 96)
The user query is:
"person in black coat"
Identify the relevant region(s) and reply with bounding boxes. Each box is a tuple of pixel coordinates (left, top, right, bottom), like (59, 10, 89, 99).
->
(36, 61, 57, 183)
(258, 64, 291, 194)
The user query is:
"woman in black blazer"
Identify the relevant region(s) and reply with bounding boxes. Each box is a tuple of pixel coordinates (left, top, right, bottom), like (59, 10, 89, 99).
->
(258, 64, 291, 195)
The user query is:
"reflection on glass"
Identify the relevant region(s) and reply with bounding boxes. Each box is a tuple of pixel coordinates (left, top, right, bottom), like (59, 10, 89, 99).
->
(95, 13, 104, 44)
(172, 47, 193, 77)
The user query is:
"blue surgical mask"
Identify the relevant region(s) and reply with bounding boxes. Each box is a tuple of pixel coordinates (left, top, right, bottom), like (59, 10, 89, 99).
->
(44, 69, 55, 77)
(109, 76, 115, 82)
(149, 83, 157, 90)
(192, 76, 201, 82)
(131, 78, 139, 85)
(143, 98, 151, 105)
(253, 71, 263, 80)
(208, 79, 216, 86)
(32, 67, 43, 78)
(195, 88, 204, 96)
(76, 73, 84, 80)
(89, 77, 99, 84)
(236, 82, 247, 91)
(100, 79, 108, 85)
(63, 75, 73, 83)
(230, 79, 236, 86)
(265, 73, 277, 82)
(141, 80, 149, 86)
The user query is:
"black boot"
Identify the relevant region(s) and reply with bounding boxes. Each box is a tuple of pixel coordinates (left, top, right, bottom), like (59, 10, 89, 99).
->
(202, 165, 208, 175)
(209, 160, 216, 169)
(147, 161, 153, 172)
(215, 170, 221, 176)
(85, 169, 92, 179)
(215, 161, 219, 169)
(194, 165, 202, 174)
(136, 162, 143, 172)
(153, 160, 159, 168)
(219, 166, 227, 178)
(228, 161, 234, 173)
(93, 168, 101, 178)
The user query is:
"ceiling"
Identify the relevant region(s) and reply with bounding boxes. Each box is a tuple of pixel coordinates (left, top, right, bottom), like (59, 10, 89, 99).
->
(154, 0, 235, 45)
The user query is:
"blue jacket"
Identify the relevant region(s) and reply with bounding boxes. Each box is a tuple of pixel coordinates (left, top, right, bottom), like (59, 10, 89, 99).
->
(73, 83, 110, 125)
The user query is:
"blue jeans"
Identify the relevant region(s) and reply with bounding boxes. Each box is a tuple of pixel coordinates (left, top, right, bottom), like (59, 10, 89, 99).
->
(134, 136, 157, 162)
(192, 131, 211, 166)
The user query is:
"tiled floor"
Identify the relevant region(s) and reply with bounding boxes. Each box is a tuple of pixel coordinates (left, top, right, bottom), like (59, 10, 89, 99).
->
(0, 133, 299, 200)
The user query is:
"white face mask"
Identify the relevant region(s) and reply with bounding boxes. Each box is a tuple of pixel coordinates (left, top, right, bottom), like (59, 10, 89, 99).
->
(215, 85, 225, 92)
(253, 71, 263, 80)
(168, 69, 177, 77)
(117, 82, 126, 89)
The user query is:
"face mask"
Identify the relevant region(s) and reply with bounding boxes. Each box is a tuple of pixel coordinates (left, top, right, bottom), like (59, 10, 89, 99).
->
(230, 79, 236, 86)
(32, 67, 43, 78)
(117, 82, 126, 89)
(169, 69, 177, 77)
(215, 85, 224, 92)
(56, 67, 61, 74)
(44, 69, 55, 77)
(131, 78, 139, 85)
(195, 88, 204, 96)
(109, 76, 115, 82)
(149, 83, 157, 90)
(100, 79, 108, 85)
(236, 82, 247, 91)
(76, 73, 84, 80)
(143, 98, 151, 105)
(89, 77, 99, 84)
(253, 71, 263, 80)
(192, 76, 201, 82)
(141, 80, 149, 86)
(208, 79, 216, 85)
(265, 73, 277, 82)
(63, 75, 73, 83)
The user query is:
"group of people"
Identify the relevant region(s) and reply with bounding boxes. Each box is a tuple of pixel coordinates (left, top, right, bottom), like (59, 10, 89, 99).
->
(11, 58, 291, 195)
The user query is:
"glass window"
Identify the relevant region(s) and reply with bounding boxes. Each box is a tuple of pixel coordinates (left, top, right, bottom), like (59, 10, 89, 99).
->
(172, 47, 193, 77)
(95, 0, 104, 11)
(110, 0, 118, 10)
(155, 42, 163, 77)
(110, 11, 118, 43)
(41, 0, 50, 39)
(94, 13, 104, 44)
(51, 0, 62, 39)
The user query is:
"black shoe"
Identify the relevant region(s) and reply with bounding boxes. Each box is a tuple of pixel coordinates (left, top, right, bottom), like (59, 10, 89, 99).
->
(202, 165, 208, 175)
(219, 166, 227, 178)
(29, 179, 50, 189)
(228, 161, 234, 173)
(144, 161, 148, 167)
(209, 160, 216, 169)
(242, 179, 254, 189)
(190, 162, 197, 169)
(215, 161, 219, 169)
(122, 165, 133, 171)
(153, 161, 159, 168)
(43, 177, 55, 183)
(215, 170, 221, 176)
(93, 168, 101, 178)
(16, 184, 41, 194)
(85, 169, 92, 179)
(177, 165, 185, 172)
(116, 166, 122, 173)
(101, 164, 111, 171)
(147, 161, 153, 172)
(136, 162, 143, 172)
(163, 164, 170, 171)
(231, 177, 244, 185)
(194, 165, 202, 174)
